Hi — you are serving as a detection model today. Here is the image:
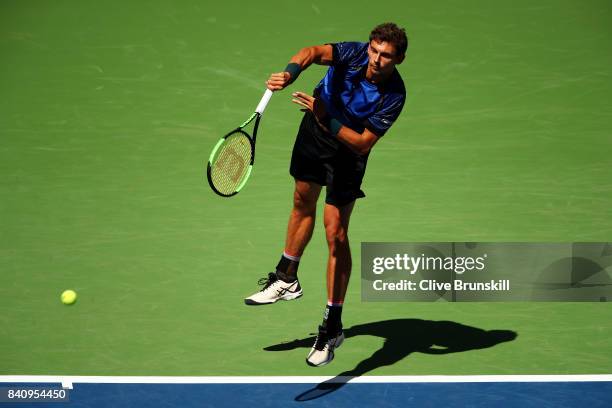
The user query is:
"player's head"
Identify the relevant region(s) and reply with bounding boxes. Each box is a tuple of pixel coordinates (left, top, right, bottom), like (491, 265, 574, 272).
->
(367, 22, 408, 76)
(370, 22, 408, 58)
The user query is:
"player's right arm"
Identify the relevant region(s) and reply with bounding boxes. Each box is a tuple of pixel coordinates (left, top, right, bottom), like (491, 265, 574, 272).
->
(266, 45, 333, 91)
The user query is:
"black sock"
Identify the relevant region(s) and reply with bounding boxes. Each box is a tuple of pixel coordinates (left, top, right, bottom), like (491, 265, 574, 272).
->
(322, 304, 343, 334)
(275, 254, 299, 283)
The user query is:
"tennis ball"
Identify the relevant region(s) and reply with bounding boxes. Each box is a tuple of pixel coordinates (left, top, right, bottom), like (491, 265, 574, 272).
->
(61, 289, 77, 305)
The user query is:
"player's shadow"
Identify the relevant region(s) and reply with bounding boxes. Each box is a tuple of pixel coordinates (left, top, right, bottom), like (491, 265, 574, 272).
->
(264, 318, 517, 401)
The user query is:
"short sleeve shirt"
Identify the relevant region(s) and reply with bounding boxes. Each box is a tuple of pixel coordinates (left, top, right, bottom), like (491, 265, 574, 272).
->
(314, 41, 406, 137)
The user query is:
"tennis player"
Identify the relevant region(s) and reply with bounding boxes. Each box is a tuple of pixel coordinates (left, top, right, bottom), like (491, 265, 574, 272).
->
(245, 22, 408, 367)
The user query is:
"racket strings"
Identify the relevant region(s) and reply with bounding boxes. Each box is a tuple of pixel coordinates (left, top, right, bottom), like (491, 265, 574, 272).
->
(209, 132, 253, 195)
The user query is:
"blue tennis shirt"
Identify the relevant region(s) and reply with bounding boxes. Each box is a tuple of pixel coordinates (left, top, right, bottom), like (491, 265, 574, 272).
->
(314, 41, 406, 137)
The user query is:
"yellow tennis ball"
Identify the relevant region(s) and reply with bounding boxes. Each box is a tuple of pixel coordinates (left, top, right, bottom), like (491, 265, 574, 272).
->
(61, 290, 77, 305)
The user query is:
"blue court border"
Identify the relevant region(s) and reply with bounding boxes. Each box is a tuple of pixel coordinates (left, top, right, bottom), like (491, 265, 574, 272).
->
(1, 376, 611, 407)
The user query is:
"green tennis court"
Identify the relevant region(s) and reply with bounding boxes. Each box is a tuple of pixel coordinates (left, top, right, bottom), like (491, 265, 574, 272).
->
(1, 0, 611, 381)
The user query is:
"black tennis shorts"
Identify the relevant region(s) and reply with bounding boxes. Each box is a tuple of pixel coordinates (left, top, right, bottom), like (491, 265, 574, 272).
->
(290, 111, 367, 207)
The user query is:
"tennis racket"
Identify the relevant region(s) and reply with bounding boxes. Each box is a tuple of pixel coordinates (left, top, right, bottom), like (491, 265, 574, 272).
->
(207, 89, 273, 197)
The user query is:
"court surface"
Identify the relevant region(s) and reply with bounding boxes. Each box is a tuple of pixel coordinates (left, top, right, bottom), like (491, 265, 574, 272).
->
(1, 0, 611, 406)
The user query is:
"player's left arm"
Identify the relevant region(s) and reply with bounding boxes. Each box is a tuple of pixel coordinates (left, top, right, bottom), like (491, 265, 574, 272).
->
(336, 92, 405, 155)
(292, 91, 387, 156)
(334, 126, 380, 156)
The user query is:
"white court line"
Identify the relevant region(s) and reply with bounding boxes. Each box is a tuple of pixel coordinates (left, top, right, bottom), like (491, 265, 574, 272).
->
(1, 375, 611, 389)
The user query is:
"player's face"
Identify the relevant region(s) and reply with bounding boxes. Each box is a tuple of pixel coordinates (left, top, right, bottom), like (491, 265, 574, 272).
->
(367, 40, 403, 79)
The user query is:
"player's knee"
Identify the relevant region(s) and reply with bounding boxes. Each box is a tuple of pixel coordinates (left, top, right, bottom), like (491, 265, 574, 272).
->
(325, 223, 348, 247)
(293, 188, 317, 213)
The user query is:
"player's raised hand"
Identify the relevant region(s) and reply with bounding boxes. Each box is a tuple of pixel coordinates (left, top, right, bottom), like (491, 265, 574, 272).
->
(291, 91, 315, 111)
(266, 72, 292, 91)
(292, 91, 327, 116)
(292, 91, 330, 132)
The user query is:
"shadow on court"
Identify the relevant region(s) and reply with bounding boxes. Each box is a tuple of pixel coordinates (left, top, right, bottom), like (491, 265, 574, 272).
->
(264, 318, 517, 401)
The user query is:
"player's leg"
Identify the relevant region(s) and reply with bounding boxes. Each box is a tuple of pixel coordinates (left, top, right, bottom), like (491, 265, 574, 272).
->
(323, 200, 355, 307)
(306, 200, 354, 366)
(244, 179, 321, 305)
(279, 179, 322, 281)
(245, 111, 326, 306)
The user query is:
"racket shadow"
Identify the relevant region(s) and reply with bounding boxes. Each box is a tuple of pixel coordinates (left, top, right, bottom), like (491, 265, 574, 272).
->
(264, 318, 518, 402)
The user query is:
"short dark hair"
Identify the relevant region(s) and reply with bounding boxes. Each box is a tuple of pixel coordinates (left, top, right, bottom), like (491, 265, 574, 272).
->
(369, 22, 408, 56)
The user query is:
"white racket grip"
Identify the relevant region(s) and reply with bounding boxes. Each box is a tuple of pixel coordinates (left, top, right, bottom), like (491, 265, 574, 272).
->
(255, 89, 274, 115)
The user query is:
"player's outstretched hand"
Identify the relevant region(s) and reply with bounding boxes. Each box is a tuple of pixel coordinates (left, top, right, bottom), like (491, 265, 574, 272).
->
(266, 72, 292, 91)
(291, 91, 330, 132)
(291, 91, 327, 116)
(291, 91, 315, 111)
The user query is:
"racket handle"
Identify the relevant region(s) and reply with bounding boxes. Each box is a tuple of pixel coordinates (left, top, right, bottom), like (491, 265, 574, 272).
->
(255, 89, 274, 115)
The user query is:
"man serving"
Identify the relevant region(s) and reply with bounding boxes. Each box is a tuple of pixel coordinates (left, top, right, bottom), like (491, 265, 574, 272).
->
(245, 22, 408, 367)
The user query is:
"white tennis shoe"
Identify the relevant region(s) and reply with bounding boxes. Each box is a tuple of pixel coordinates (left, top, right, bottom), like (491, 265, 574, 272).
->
(244, 272, 303, 305)
(306, 325, 345, 367)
